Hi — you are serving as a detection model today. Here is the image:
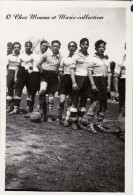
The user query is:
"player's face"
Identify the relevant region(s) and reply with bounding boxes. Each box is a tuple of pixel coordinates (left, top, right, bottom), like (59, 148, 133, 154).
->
(25, 43, 32, 53)
(96, 43, 106, 55)
(13, 44, 21, 55)
(40, 43, 48, 54)
(7, 46, 13, 55)
(80, 41, 89, 52)
(52, 43, 60, 54)
(68, 43, 77, 54)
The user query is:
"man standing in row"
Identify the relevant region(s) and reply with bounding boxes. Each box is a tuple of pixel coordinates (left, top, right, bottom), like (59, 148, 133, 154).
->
(24, 40, 50, 118)
(6, 42, 21, 113)
(70, 38, 90, 130)
(37, 40, 63, 122)
(10, 41, 33, 115)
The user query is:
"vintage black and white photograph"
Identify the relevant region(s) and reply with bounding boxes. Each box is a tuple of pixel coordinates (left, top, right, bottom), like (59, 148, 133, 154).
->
(0, 1, 132, 194)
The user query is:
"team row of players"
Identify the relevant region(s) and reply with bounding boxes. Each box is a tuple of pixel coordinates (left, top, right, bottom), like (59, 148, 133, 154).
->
(6, 38, 126, 133)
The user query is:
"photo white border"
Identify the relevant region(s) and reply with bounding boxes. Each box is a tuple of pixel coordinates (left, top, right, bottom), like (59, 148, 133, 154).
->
(0, 1, 132, 195)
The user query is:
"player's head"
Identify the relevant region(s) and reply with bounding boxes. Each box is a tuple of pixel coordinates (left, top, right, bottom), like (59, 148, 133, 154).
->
(7, 42, 13, 55)
(13, 42, 21, 55)
(95, 39, 106, 55)
(40, 40, 49, 54)
(51, 40, 61, 54)
(68, 41, 77, 55)
(25, 41, 33, 53)
(80, 38, 89, 53)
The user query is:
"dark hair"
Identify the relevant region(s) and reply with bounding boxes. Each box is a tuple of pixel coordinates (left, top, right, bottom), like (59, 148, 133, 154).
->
(7, 42, 13, 47)
(95, 39, 106, 49)
(13, 42, 21, 49)
(25, 41, 33, 47)
(68, 41, 77, 48)
(51, 40, 61, 46)
(80, 38, 89, 45)
(40, 39, 48, 46)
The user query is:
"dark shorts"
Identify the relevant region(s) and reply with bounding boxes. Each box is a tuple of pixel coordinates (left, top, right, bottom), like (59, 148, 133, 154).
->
(118, 78, 125, 113)
(58, 74, 72, 96)
(15, 66, 31, 97)
(7, 69, 15, 96)
(41, 70, 59, 95)
(72, 76, 89, 107)
(30, 72, 41, 96)
(75, 75, 89, 95)
(87, 76, 108, 101)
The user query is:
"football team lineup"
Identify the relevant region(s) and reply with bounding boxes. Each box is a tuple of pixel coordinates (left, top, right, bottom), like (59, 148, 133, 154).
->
(6, 38, 125, 140)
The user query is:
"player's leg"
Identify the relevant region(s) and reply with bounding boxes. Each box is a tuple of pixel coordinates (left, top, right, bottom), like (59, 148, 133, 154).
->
(47, 71, 59, 122)
(86, 99, 98, 133)
(95, 99, 108, 132)
(77, 77, 88, 129)
(25, 70, 32, 114)
(57, 94, 66, 123)
(70, 75, 86, 130)
(70, 90, 79, 130)
(58, 74, 72, 125)
(117, 78, 125, 140)
(10, 67, 26, 115)
(38, 81, 48, 119)
(47, 93, 54, 122)
(6, 69, 15, 112)
(94, 76, 113, 133)
(77, 95, 87, 130)
(64, 95, 72, 127)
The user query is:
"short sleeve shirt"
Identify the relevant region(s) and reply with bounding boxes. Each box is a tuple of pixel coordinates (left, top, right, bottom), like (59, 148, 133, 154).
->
(88, 54, 111, 77)
(41, 52, 63, 72)
(29, 51, 44, 72)
(114, 54, 126, 79)
(19, 52, 33, 70)
(59, 55, 74, 75)
(7, 53, 21, 70)
(70, 51, 90, 76)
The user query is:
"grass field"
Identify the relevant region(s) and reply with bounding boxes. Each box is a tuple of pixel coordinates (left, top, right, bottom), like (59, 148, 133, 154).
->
(6, 94, 125, 192)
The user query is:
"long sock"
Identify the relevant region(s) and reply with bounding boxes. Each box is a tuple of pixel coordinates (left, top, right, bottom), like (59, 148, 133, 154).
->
(58, 102, 64, 120)
(65, 106, 71, 121)
(6, 96, 12, 108)
(77, 107, 86, 124)
(70, 107, 77, 123)
(14, 96, 21, 110)
(87, 114, 94, 126)
(47, 96, 54, 118)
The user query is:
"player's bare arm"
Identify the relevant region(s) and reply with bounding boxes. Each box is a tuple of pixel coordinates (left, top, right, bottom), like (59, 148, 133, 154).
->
(87, 70, 97, 92)
(107, 75, 111, 92)
(14, 66, 19, 84)
(70, 68, 78, 91)
(113, 76, 119, 98)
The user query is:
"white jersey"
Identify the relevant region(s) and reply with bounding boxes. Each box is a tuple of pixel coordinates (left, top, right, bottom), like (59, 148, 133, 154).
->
(88, 54, 111, 77)
(29, 51, 44, 72)
(114, 54, 126, 79)
(70, 51, 90, 76)
(59, 54, 74, 75)
(19, 52, 33, 70)
(7, 53, 21, 70)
